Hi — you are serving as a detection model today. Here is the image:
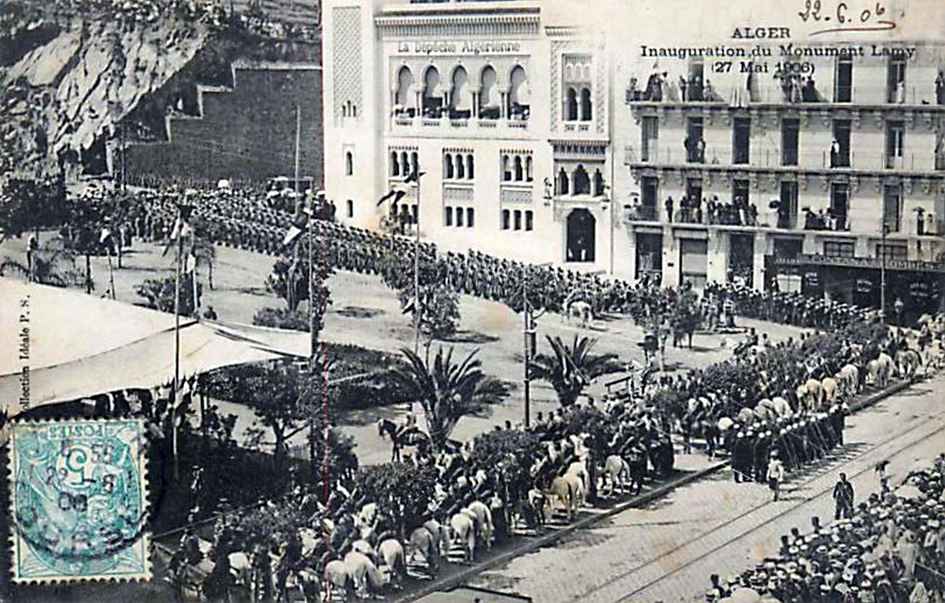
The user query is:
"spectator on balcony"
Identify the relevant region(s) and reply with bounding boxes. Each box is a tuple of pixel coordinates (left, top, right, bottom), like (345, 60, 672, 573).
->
(704, 79, 716, 102)
(628, 77, 642, 101)
(661, 72, 676, 101)
(695, 197, 705, 224)
(707, 196, 719, 224)
(748, 203, 758, 227)
(801, 76, 819, 102)
(895, 79, 906, 104)
(789, 75, 802, 103)
(766, 200, 780, 228)
(679, 75, 688, 101)
(645, 72, 663, 101)
(689, 75, 704, 101)
(665, 196, 675, 223)
(830, 139, 841, 168)
(936, 71, 945, 105)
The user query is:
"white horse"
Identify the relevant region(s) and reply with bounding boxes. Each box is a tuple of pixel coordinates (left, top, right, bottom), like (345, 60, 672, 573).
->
(465, 500, 495, 552)
(449, 510, 477, 562)
(601, 455, 630, 498)
(567, 300, 593, 328)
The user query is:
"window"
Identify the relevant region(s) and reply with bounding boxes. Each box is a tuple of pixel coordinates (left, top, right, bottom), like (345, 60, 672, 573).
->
(883, 184, 902, 232)
(781, 118, 799, 166)
(480, 66, 499, 119)
(410, 152, 419, 175)
(395, 67, 415, 113)
(593, 170, 605, 197)
(830, 183, 849, 230)
(557, 168, 569, 195)
(345, 151, 354, 176)
(445, 206, 453, 226)
(887, 57, 906, 103)
(456, 207, 464, 227)
(466, 208, 475, 228)
(687, 59, 705, 101)
(525, 210, 534, 231)
(641, 116, 659, 163)
(886, 121, 905, 169)
(877, 243, 907, 260)
(444, 153, 454, 179)
(832, 120, 851, 168)
(835, 56, 853, 102)
(467, 155, 475, 179)
(450, 66, 470, 116)
(400, 151, 409, 174)
(501, 209, 510, 230)
(390, 151, 400, 177)
(733, 118, 751, 165)
(422, 66, 443, 116)
(573, 165, 590, 195)
(824, 241, 855, 258)
(346, 200, 354, 218)
(513, 210, 522, 231)
(509, 65, 530, 119)
(514, 156, 524, 181)
(455, 154, 465, 179)
(565, 88, 578, 121)
(525, 156, 533, 182)
(579, 88, 592, 121)
(686, 117, 704, 163)
(502, 155, 512, 182)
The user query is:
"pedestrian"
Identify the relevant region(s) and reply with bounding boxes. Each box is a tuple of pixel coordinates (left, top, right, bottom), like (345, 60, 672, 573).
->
(832, 472, 855, 519)
(767, 451, 785, 501)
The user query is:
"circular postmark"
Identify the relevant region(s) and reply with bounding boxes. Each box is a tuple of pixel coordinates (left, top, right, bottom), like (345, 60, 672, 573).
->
(11, 420, 149, 577)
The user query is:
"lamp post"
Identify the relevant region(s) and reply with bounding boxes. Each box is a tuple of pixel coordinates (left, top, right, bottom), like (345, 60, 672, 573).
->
(880, 222, 889, 322)
(521, 261, 551, 428)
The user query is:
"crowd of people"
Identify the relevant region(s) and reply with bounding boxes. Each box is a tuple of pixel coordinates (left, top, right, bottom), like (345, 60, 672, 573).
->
(708, 455, 945, 602)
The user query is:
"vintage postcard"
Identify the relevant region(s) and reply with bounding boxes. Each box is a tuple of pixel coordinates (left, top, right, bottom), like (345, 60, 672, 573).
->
(1, 0, 944, 601)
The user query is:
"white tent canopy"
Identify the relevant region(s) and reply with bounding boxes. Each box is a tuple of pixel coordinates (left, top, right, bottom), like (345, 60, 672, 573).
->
(1, 279, 310, 417)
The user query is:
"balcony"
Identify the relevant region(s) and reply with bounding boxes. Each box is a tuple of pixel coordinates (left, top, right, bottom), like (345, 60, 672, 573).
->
(625, 145, 943, 174)
(623, 205, 660, 223)
(626, 83, 945, 108)
(392, 107, 528, 137)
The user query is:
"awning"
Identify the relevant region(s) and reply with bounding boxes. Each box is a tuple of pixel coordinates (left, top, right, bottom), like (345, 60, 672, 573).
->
(1, 279, 310, 418)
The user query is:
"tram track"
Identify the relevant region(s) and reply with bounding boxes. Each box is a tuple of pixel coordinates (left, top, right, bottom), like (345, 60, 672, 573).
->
(566, 379, 945, 601)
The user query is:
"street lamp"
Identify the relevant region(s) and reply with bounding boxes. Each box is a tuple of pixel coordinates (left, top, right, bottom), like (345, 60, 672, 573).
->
(522, 261, 551, 428)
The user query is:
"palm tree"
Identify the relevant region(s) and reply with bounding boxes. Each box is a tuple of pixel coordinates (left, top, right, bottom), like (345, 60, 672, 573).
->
(529, 334, 624, 408)
(0, 240, 81, 288)
(389, 346, 508, 451)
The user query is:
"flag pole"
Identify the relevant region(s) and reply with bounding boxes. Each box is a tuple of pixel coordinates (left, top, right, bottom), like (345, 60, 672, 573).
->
(413, 173, 421, 355)
(172, 206, 183, 480)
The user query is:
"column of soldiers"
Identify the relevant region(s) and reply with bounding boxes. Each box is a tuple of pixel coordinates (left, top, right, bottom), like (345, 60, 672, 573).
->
(119, 185, 871, 330)
(730, 405, 848, 484)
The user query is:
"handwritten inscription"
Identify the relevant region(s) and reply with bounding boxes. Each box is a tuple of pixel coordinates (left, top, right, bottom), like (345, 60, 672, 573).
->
(797, 0, 897, 35)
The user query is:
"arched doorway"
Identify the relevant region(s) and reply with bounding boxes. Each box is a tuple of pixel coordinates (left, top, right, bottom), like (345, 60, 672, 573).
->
(566, 208, 596, 262)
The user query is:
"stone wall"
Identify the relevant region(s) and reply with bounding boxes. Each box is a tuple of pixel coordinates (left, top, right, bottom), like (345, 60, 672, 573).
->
(125, 62, 323, 187)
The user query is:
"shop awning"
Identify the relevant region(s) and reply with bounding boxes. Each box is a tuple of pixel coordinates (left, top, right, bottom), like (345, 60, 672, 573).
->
(0, 279, 310, 418)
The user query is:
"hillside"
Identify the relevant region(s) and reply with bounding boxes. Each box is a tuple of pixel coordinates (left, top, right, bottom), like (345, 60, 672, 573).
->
(0, 0, 320, 182)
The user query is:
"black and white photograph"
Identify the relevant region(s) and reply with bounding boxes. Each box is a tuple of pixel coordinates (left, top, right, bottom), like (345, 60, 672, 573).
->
(1, 0, 945, 601)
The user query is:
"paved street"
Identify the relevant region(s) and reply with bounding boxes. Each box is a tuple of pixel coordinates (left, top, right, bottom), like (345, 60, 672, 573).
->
(464, 374, 945, 603)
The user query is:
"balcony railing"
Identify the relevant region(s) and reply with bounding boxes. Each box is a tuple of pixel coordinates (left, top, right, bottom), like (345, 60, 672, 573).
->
(626, 83, 943, 107)
(623, 205, 659, 222)
(625, 145, 941, 172)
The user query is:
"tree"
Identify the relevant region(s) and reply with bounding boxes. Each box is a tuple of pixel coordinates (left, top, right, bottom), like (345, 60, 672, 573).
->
(266, 237, 333, 330)
(191, 235, 217, 291)
(401, 283, 460, 359)
(388, 347, 509, 451)
(135, 273, 203, 315)
(353, 462, 438, 539)
(529, 335, 624, 407)
(0, 176, 66, 242)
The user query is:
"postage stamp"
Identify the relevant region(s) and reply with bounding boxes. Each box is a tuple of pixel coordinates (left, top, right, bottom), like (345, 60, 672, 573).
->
(8, 418, 151, 584)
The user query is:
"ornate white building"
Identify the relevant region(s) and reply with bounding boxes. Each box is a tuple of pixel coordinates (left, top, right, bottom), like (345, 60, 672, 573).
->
(322, 0, 620, 271)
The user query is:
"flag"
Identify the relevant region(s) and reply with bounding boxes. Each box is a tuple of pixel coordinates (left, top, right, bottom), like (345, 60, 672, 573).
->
(184, 253, 197, 274)
(411, 401, 430, 436)
(377, 188, 407, 207)
(162, 214, 194, 257)
(282, 209, 310, 247)
(404, 169, 426, 184)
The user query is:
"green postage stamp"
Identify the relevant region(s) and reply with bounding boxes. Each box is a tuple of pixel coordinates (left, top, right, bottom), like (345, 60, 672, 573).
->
(8, 419, 151, 583)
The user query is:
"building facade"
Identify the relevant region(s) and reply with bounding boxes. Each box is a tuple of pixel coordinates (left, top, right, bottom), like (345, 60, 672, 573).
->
(618, 40, 945, 314)
(322, 0, 619, 270)
(323, 0, 945, 313)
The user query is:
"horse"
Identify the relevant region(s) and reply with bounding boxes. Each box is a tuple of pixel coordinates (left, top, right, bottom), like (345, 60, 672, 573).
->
(448, 510, 477, 562)
(567, 300, 593, 328)
(376, 418, 429, 462)
(544, 474, 582, 522)
(867, 353, 894, 388)
(601, 455, 630, 498)
(821, 376, 839, 406)
(896, 349, 921, 379)
(407, 524, 444, 577)
(836, 364, 860, 398)
(342, 550, 387, 598)
(323, 559, 356, 602)
(465, 501, 495, 552)
(377, 538, 407, 589)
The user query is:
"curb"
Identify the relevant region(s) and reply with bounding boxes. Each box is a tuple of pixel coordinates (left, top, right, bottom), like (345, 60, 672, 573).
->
(395, 376, 921, 602)
(396, 460, 729, 603)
